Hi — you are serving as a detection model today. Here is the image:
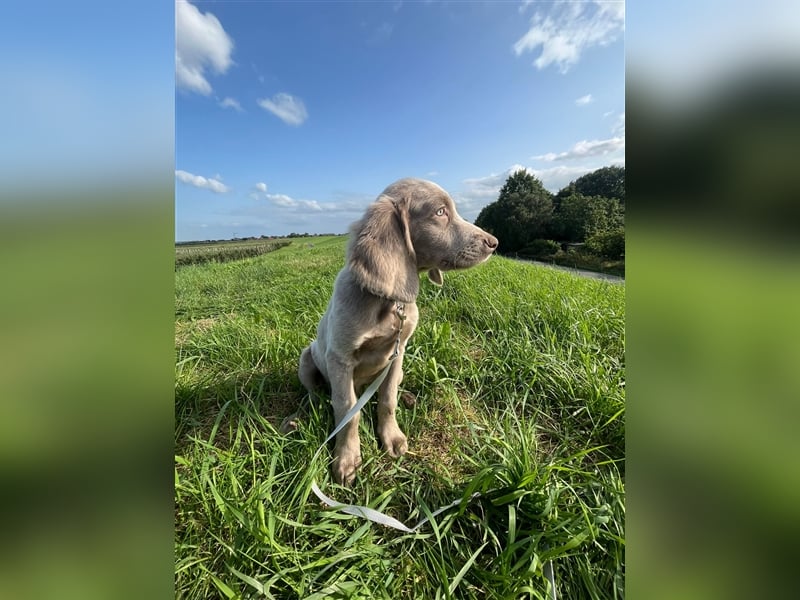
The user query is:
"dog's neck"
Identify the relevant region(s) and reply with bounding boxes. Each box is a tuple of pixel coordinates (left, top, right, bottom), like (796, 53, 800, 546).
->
(362, 286, 416, 308)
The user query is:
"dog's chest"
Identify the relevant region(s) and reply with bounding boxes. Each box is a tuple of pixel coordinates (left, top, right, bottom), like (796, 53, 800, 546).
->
(352, 304, 417, 381)
(355, 308, 407, 355)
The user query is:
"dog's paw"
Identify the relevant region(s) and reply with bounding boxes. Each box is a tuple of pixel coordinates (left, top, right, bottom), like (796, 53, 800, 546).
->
(332, 446, 362, 486)
(379, 425, 408, 458)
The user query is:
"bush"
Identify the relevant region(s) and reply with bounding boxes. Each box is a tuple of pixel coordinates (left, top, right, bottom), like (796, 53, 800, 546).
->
(586, 228, 625, 260)
(519, 239, 560, 258)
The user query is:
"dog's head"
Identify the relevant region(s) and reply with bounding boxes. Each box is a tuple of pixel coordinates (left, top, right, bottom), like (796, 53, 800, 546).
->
(347, 178, 498, 302)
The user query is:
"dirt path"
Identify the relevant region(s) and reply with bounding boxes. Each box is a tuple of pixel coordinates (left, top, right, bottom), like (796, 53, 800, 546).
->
(519, 259, 625, 283)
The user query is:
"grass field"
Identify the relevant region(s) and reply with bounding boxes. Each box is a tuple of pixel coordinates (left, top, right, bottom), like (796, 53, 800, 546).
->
(175, 236, 625, 599)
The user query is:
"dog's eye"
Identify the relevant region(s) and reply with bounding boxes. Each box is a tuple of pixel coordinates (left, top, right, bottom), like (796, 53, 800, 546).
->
(435, 207, 446, 217)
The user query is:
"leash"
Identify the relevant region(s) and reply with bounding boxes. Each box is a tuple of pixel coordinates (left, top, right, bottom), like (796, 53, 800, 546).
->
(306, 302, 557, 597)
(309, 302, 482, 532)
(309, 354, 481, 533)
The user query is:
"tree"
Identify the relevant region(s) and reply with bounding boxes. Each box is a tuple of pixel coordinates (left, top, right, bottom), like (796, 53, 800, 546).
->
(572, 166, 625, 204)
(498, 168, 547, 199)
(553, 193, 595, 242)
(475, 170, 554, 253)
(553, 183, 576, 212)
(552, 192, 625, 243)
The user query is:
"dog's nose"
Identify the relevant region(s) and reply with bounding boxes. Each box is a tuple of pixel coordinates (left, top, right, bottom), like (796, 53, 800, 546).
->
(484, 235, 499, 250)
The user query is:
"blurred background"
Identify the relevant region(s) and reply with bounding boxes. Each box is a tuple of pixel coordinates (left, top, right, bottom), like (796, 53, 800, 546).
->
(0, 2, 175, 599)
(0, 1, 798, 598)
(626, 1, 800, 598)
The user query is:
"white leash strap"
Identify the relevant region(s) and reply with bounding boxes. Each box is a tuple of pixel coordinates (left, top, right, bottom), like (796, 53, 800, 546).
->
(309, 359, 481, 533)
(313, 360, 393, 456)
(311, 481, 480, 534)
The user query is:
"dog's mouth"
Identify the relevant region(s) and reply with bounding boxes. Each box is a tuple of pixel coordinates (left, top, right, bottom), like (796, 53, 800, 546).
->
(440, 248, 493, 271)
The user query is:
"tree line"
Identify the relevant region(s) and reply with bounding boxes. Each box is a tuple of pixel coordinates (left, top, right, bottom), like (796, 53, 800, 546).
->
(475, 166, 624, 263)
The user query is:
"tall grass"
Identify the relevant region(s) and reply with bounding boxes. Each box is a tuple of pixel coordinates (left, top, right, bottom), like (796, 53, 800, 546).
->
(175, 236, 624, 599)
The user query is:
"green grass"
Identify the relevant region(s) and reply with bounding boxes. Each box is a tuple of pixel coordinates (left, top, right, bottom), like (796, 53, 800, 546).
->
(175, 236, 625, 599)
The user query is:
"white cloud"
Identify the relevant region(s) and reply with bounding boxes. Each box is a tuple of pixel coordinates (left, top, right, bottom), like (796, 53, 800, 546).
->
(533, 136, 625, 161)
(462, 164, 535, 200)
(264, 194, 324, 212)
(257, 93, 309, 126)
(575, 94, 593, 106)
(457, 164, 540, 220)
(249, 184, 322, 212)
(275, 194, 324, 212)
(513, 1, 624, 73)
(266, 193, 297, 207)
(176, 1, 234, 95)
(175, 169, 230, 194)
(219, 97, 243, 112)
(531, 164, 604, 192)
(248, 184, 369, 216)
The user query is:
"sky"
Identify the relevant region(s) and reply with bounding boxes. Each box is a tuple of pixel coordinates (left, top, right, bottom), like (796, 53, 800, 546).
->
(175, 0, 625, 242)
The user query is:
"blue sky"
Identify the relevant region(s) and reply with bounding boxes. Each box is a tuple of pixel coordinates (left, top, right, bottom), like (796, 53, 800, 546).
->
(175, 1, 625, 241)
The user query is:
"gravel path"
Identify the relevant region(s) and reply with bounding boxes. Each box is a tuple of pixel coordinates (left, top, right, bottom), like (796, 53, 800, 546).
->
(520, 259, 625, 283)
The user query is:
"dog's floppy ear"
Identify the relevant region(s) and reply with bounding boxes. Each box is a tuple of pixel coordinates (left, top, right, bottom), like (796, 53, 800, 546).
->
(427, 268, 443, 286)
(347, 195, 419, 302)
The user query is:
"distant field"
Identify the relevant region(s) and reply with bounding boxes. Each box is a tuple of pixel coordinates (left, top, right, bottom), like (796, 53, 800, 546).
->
(175, 236, 625, 599)
(176, 235, 343, 248)
(175, 237, 341, 267)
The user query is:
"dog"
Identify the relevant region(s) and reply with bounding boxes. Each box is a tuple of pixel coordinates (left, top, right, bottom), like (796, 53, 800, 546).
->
(296, 178, 498, 485)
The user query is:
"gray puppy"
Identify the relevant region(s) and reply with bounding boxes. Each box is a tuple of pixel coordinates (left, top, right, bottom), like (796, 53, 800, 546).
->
(297, 178, 498, 485)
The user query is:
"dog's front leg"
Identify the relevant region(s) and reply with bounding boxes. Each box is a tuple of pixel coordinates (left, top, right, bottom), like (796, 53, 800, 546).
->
(377, 353, 409, 458)
(327, 355, 362, 486)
